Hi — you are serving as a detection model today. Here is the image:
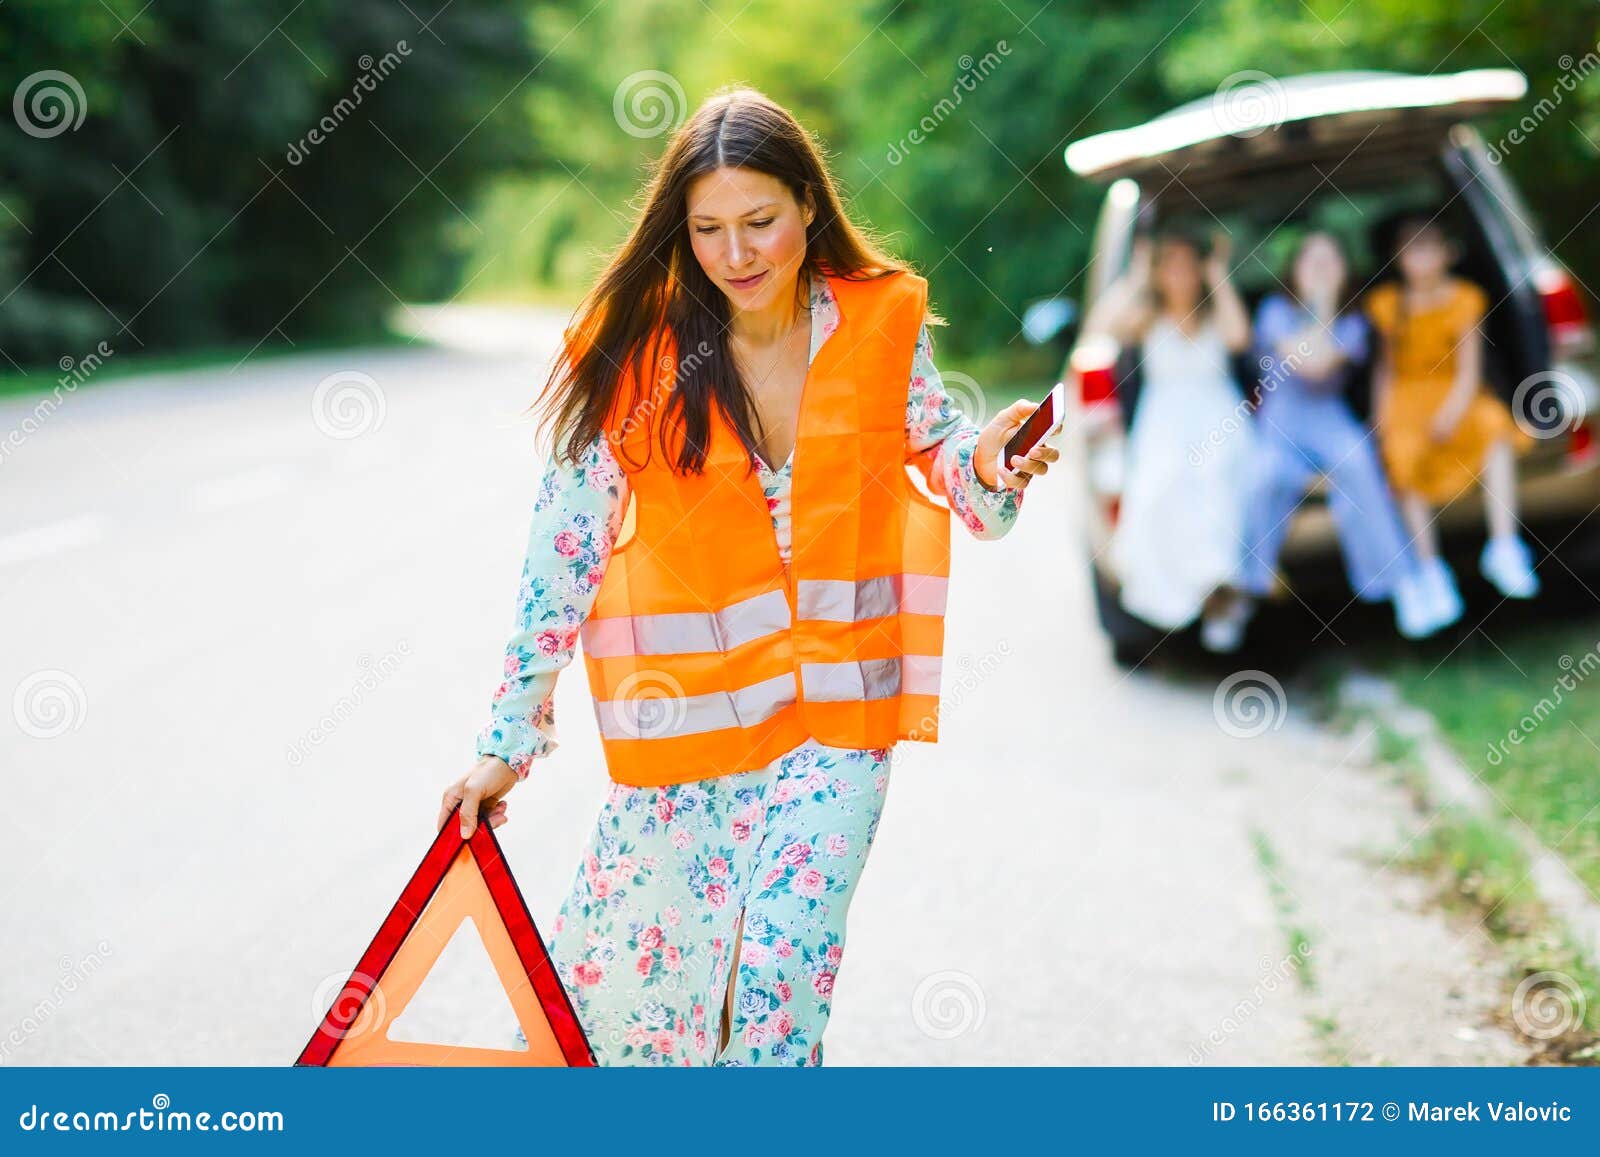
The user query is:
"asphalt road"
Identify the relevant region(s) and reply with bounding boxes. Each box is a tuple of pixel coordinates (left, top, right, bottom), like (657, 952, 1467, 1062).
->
(0, 307, 1529, 1066)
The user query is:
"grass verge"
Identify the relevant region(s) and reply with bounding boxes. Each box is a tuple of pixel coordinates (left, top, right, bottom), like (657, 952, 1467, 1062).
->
(1341, 686, 1600, 1064)
(1386, 620, 1600, 903)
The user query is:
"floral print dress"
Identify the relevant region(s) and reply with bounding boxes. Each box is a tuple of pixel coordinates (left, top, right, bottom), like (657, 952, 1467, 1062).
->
(479, 270, 1025, 1065)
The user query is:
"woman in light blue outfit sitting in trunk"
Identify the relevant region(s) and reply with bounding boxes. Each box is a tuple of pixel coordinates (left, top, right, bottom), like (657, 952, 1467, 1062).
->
(1227, 232, 1438, 644)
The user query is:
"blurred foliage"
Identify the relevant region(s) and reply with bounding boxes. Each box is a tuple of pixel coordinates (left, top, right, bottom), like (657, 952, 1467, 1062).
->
(466, 0, 1600, 361)
(460, 0, 878, 301)
(851, 0, 1600, 357)
(2, 0, 1597, 370)
(1163, 0, 1600, 316)
(0, 0, 543, 366)
(844, 1, 1196, 358)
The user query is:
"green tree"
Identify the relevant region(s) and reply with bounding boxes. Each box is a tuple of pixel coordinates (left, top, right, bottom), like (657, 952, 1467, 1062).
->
(0, 0, 547, 367)
(834, 0, 1202, 357)
(1163, 0, 1600, 300)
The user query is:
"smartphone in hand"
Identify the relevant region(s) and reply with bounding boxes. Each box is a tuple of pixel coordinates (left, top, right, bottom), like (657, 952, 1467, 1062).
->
(996, 382, 1066, 482)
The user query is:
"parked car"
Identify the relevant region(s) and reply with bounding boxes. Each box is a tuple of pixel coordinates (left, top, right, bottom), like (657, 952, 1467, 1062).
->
(1044, 69, 1600, 665)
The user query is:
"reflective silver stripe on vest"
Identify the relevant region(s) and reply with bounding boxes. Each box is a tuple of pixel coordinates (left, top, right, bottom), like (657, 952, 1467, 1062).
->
(800, 654, 942, 702)
(594, 671, 796, 740)
(582, 589, 791, 658)
(795, 574, 949, 622)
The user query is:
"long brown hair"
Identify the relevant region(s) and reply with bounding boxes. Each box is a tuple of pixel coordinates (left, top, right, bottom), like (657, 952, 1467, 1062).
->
(533, 85, 914, 475)
(1145, 228, 1212, 324)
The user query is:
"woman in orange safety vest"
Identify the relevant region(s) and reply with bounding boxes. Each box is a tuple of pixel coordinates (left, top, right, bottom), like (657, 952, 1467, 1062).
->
(437, 85, 1056, 1066)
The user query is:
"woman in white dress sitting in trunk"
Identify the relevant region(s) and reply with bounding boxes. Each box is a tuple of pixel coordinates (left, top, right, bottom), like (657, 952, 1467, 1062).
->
(1086, 229, 1256, 652)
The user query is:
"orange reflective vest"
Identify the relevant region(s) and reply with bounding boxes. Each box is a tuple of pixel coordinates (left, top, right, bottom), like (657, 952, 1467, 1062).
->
(580, 269, 951, 787)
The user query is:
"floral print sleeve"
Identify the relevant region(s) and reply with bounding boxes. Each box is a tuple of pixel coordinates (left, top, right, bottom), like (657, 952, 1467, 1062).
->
(905, 322, 1025, 539)
(476, 434, 627, 779)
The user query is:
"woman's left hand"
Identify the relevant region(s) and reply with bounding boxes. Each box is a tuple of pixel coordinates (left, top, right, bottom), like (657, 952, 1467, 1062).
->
(1204, 231, 1233, 287)
(975, 399, 1061, 490)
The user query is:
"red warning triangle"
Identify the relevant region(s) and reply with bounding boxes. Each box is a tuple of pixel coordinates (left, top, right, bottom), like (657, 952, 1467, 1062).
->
(297, 803, 594, 1066)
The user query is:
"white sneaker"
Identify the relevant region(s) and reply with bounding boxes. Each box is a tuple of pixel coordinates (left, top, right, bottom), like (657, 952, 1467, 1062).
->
(1480, 534, 1540, 599)
(1200, 595, 1255, 653)
(1391, 568, 1438, 639)
(1419, 557, 1464, 632)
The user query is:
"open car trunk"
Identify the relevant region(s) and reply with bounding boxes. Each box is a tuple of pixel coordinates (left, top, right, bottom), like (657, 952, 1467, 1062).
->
(1068, 68, 1553, 409)
(1065, 69, 1527, 214)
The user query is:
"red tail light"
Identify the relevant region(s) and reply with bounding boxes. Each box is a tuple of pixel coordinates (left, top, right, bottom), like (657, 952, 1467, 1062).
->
(1535, 265, 1593, 354)
(1079, 363, 1117, 406)
(1070, 336, 1120, 408)
(1568, 421, 1595, 466)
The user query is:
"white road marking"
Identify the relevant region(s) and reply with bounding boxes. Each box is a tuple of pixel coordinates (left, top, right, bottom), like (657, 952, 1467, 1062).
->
(187, 465, 294, 512)
(0, 515, 105, 565)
